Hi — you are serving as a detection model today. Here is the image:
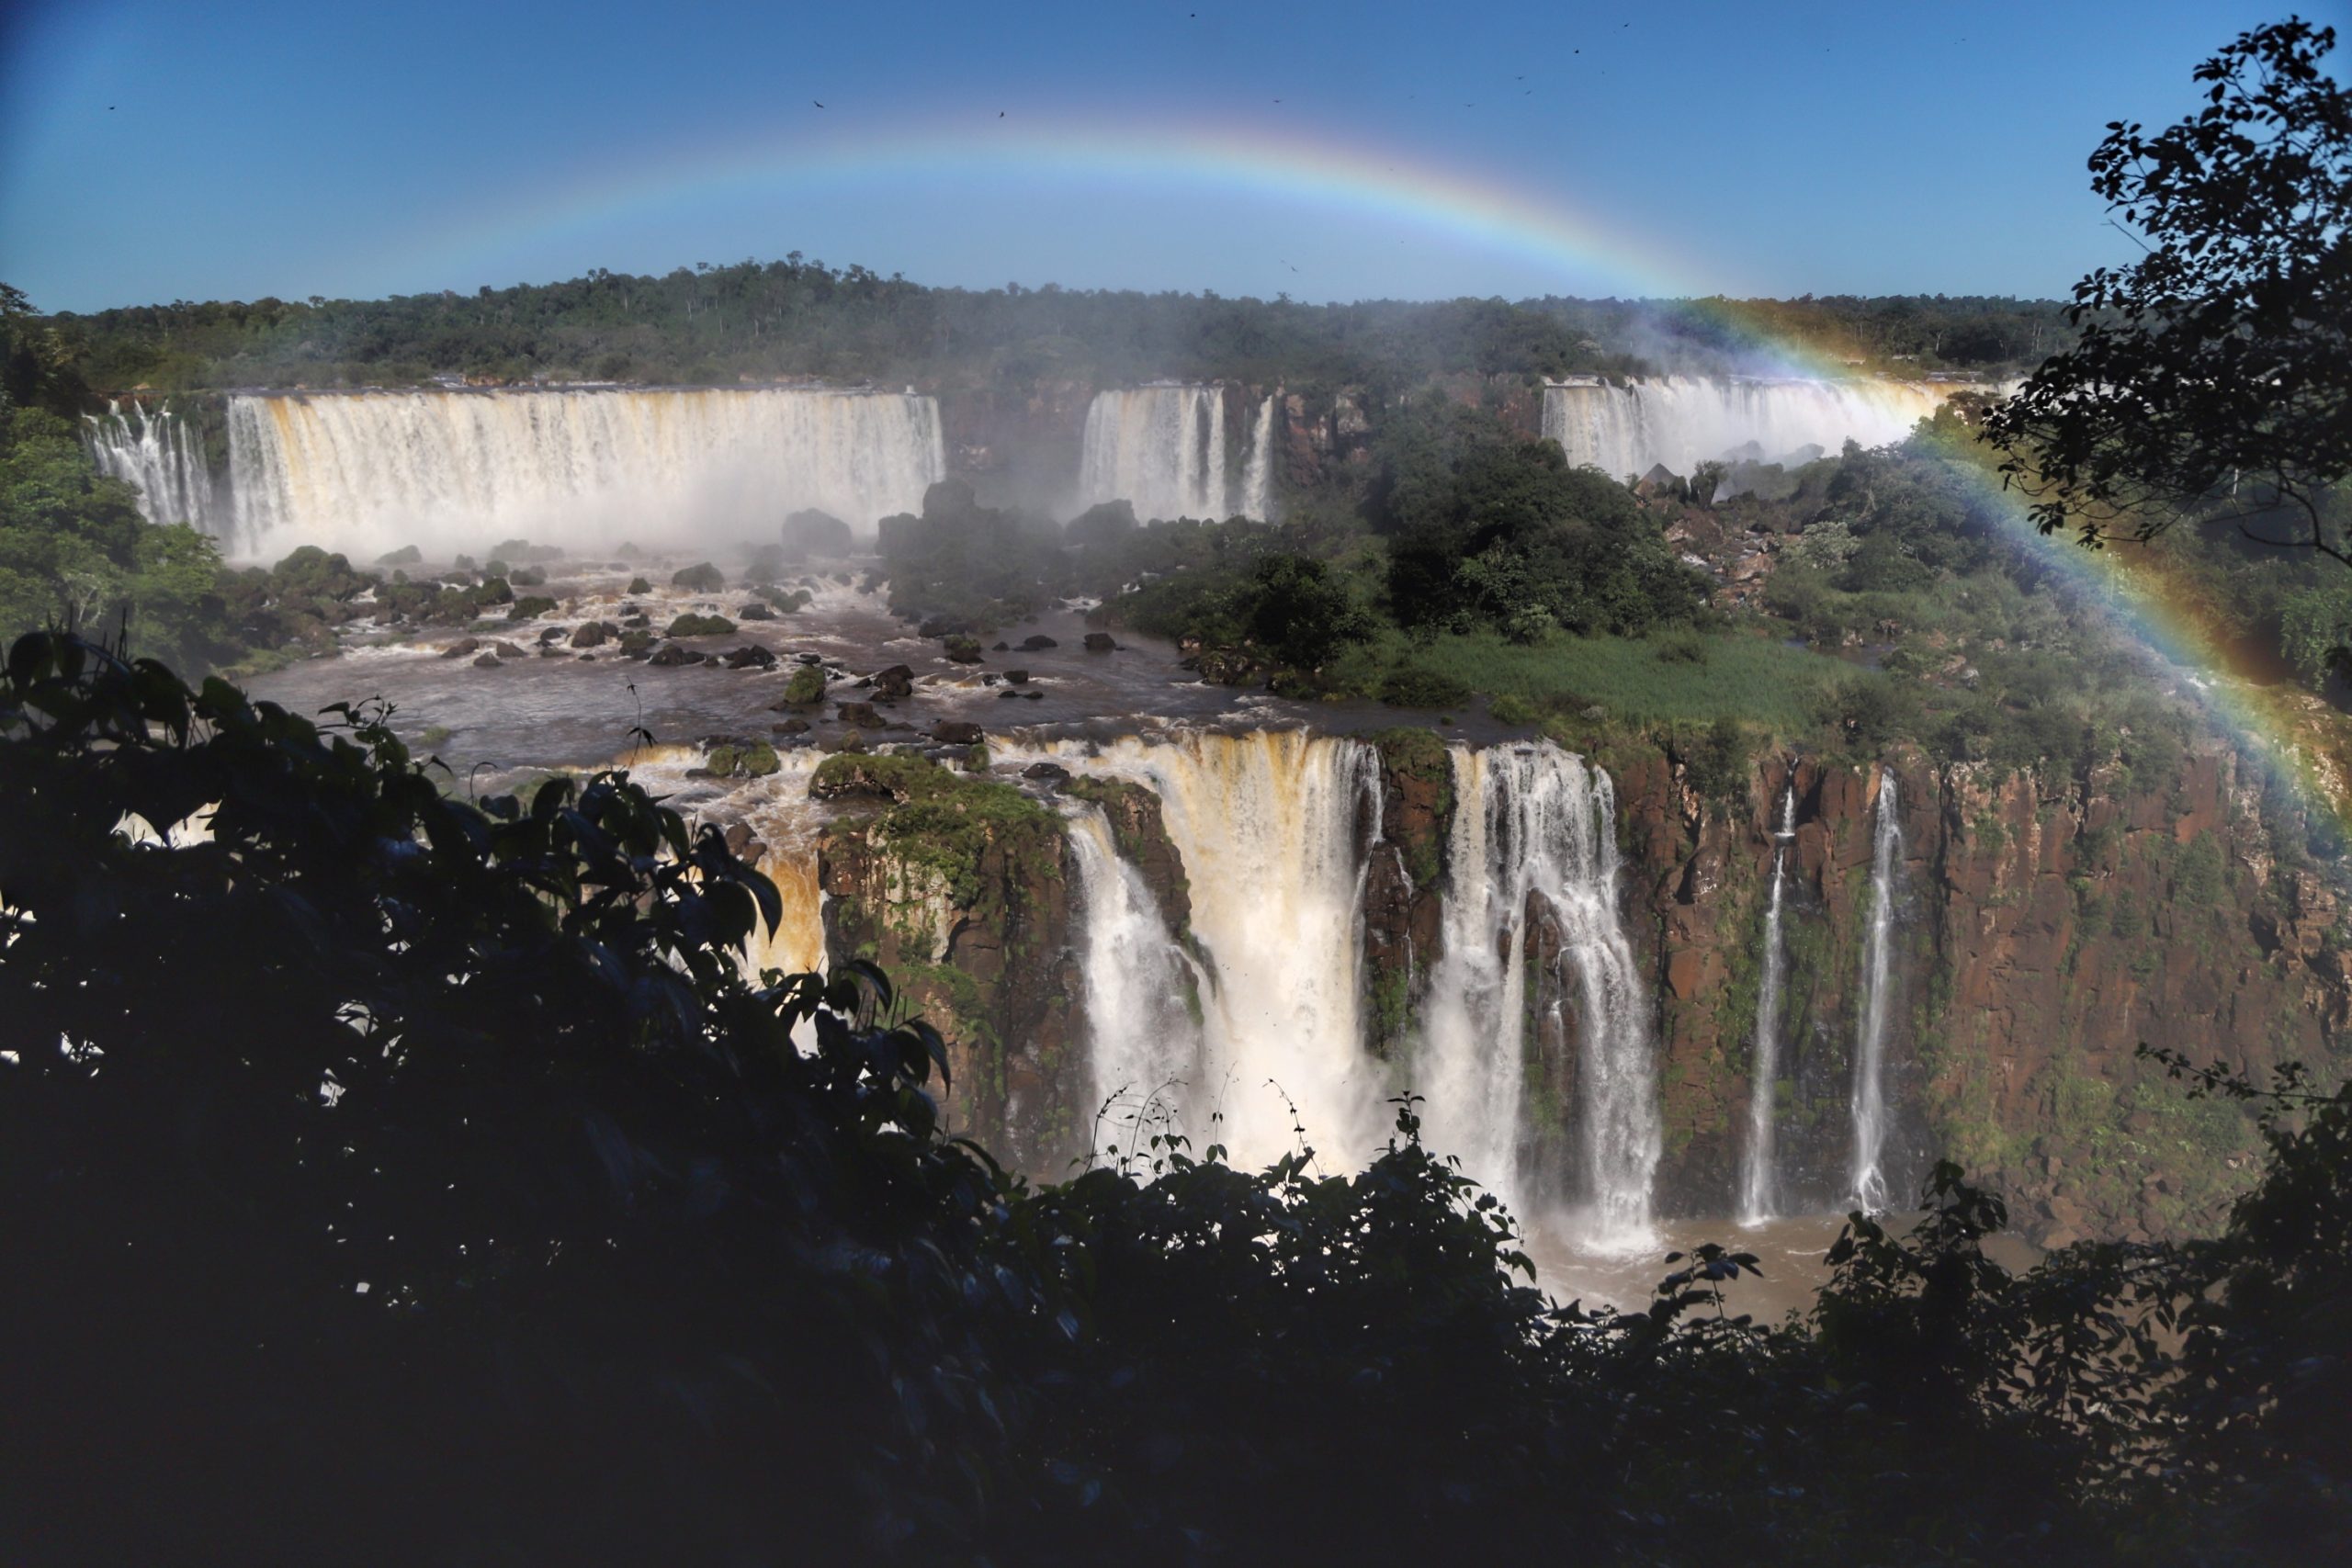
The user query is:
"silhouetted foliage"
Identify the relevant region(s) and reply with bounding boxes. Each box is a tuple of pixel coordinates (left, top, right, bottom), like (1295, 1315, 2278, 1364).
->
(1986, 19, 2351, 563)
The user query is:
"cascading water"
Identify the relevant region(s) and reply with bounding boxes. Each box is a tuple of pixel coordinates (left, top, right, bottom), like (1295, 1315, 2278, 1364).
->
(1066, 806, 1206, 1152)
(1737, 786, 1797, 1225)
(85, 400, 218, 535)
(222, 387, 945, 559)
(1077, 386, 1279, 523)
(1419, 743, 1659, 1248)
(1541, 377, 1956, 480)
(1010, 730, 1380, 1167)
(1849, 768, 1904, 1212)
(1239, 394, 1278, 522)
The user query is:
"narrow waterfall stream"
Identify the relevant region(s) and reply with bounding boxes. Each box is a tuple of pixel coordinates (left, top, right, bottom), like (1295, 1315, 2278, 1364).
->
(1849, 767, 1904, 1211)
(1738, 785, 1797, 1224)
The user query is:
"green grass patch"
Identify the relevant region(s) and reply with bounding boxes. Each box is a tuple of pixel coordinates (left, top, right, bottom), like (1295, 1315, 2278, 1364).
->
(1354, 626, 1868, 730)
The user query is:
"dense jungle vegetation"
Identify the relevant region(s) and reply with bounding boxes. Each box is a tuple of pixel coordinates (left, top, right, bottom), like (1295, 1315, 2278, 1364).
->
(28, 273, 2062, 394)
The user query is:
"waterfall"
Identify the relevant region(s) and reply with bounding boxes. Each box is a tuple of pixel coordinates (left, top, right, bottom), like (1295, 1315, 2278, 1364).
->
(1078, 385, 1242, 522)
(221, 387, 945, 560)
(1011, 730, 1380, 1167)
(1419, 743, 1658, 1248)
(1239, 393, 1278, 522)
(85, 401, 218, 536)
(1541, 377, 1956, 479)
(1738, 786, 1797, 1225)
(1066, 807, 1205, 1154)
(1849, 768, 1904, 1212)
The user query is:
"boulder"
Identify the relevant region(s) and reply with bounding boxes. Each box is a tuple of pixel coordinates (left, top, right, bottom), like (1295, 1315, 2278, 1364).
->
(1083, 632, 1116, 653)
(771, 718, 811, 736)
(835, 700, 883, 728)
(471, 652, 502, 668)
(536, 626, 569, 645)
(933, 721, 985, 746)
(1019, 634, 1058, 651)
(737, 602, 775, 621)
(671, 562, 725, 592)
(1023, 761, 1071, 784)
(943, 635, 984, 664)
(569, 621, 612, 649)
(1004, 669, 1030, 684)
(439, 637, 481, 660)
(492, 641, 528, 660)
(647, 643, 705, 668)
(873, 664, 915, 700)
(723, 645, 779, 671)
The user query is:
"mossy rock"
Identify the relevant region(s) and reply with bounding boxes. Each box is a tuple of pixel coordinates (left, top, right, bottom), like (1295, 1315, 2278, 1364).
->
(507, 595, 560, 621)
(665, 613, 738, 638)
(780, 664, 829, 705)
(706, 742, 782, 779)
(672, 562, 726, 592)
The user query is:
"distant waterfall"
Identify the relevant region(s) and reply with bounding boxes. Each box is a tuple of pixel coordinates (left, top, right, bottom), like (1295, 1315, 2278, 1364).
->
(1012, 730, 1380, 1167)
(85, 401, 218, 535)
(1078, 385, 1278, 523)
(1240, 394, 1278, 522)
(1067, 807, 1206, 1151)
(1738, 786, 1797, 1225)
(1849, 769, 1904, 1212)
(1541, 377, 1955, 479)
(1419, 744, 1659, 1248)
(222, 387, 945, 559)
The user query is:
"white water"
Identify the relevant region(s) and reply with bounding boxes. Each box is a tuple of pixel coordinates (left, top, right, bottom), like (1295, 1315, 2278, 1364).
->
(1009, 730, 1381, 1166)
(1066, 807, 1207, 1157)
(1542, 377, 1956, 480)
(1738, 786, 1797, 1225)
(1419, 744, 1659, 1250)
(222, 387, 944, 559)
(1077, 385, 1278, 523)
(1849, 768, 1903, 1212)
(1240, 394, 1278, 522)
(85, 401, 219, 535)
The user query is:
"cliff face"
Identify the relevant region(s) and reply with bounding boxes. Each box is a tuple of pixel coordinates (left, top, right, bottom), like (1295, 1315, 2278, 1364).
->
(1616, 742, 2351, 1243)
(802, 726, 2345, 1245)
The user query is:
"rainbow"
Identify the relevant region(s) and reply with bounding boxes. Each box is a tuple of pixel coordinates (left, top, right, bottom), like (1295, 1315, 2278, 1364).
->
(404, 116, 1712, 312)
(392, 117, 2350, 818)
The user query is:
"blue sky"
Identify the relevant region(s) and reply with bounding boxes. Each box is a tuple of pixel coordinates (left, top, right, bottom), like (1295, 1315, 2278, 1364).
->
(1, 0, 2330, 312)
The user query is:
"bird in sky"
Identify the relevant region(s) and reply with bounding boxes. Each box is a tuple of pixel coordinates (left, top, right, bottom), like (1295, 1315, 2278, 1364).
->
(813, 101, 825, 108)
(998, 111, 1005, 117)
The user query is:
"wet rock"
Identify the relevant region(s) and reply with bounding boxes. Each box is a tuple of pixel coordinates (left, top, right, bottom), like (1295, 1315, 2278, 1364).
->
(771, 718, 811, 736)
(471, 652, 502, 668)
(943, 635, 984, 664)
(1083, 632, 1116, 653)
(569, 621, 612, 649)
(835, 700, 883, 728)
(736, 602, 775, 621)
(795, 651, 824, 665)
(671, 562, 724, 592)
(647, 643, 705, 668)
(873, 664, 915, 700)
(1022, 761, 1070, 784)
(536, 626, 569, 645)
(933, 721, 985, 746)
(1005, 670, 1030, 684)
(491, 641, 527, 660)
(722, 645, 779, 671)
(1019, 634, 1058, 651)
(439, 637, 481, 659)
(619, 614, 651, 629)
(992, 641, 1010, 651)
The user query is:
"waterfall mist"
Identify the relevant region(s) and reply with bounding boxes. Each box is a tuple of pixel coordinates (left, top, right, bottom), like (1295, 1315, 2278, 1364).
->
(1077, 386, 1278, 523)
(221, 387, 945, 559)
(1541, 377, 1955, 480)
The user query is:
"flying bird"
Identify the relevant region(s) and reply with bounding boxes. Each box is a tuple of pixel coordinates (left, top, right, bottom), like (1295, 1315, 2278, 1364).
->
(813, 101, 825, 108)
